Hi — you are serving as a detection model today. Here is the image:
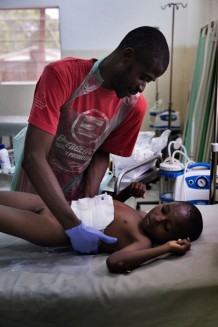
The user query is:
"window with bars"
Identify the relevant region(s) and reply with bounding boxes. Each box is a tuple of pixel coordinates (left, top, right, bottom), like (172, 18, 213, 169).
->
(0, 8, 61, 83)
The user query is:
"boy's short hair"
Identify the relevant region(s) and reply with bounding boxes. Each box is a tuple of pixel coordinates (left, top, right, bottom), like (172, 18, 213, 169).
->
(179, 202, 203, 241)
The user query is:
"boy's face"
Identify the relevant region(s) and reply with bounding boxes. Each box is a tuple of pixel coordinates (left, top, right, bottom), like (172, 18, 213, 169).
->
(141, 202, 190, 243)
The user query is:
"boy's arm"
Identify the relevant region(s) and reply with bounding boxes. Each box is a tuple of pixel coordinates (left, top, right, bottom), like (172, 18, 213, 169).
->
(113, 182, 146, 202)
(106, 239, 191, 274)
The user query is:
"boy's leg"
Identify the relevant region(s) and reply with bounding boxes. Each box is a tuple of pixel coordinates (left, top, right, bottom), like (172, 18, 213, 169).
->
(0, 191, 69, 247)
(0, 191, 45, 210)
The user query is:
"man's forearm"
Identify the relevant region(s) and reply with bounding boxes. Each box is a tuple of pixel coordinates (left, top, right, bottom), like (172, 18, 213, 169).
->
(83, 149, 109, 197)
(22, 155, 80, 229)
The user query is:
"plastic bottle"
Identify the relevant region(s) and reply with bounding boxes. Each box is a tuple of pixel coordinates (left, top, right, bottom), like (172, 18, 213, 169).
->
(0, 143, 12, 174)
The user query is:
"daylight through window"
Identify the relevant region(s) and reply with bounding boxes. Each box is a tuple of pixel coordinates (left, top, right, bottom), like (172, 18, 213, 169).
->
(0, 8, 61, 83)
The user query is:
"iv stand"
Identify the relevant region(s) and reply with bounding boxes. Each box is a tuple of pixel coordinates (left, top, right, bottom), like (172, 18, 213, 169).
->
(161, 2, 187, 130)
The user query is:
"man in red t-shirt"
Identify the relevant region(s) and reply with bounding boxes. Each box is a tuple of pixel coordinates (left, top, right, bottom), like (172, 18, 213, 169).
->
(17, 26, 169, 253)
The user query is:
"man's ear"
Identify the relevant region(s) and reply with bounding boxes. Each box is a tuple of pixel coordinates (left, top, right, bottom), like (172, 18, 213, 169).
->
(122, 47, 135, 63)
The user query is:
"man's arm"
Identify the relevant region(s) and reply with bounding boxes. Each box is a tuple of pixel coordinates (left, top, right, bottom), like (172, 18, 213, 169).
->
(106, 239, 191, 274)
(83, 149, 110, 197)
(22, 124, 80, 229)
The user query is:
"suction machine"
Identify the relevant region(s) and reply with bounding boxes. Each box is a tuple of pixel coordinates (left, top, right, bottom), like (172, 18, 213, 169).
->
(159, 138, 218, 205)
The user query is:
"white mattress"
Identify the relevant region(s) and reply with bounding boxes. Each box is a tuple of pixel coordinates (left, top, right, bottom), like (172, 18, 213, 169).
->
(0, 204, 217, 327)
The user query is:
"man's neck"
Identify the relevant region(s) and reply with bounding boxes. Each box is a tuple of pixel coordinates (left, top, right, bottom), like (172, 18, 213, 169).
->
(98, 53, 118, 89)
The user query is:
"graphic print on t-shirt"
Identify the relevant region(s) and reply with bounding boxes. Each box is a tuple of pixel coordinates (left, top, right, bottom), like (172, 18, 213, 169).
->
(33, 89, 48, 111)
(50, 106, 112, 174)
(71, 109, 109, 145)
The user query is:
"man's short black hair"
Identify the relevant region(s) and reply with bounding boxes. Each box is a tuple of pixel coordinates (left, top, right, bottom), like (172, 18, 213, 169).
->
(116, 26, 170, 74)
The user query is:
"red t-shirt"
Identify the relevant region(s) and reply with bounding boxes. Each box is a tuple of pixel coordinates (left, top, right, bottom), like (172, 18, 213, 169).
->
(20, 57, 147, 200)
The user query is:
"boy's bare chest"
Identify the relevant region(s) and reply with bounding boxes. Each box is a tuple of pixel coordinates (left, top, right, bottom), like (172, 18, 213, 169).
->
(100, 203, 148, 253)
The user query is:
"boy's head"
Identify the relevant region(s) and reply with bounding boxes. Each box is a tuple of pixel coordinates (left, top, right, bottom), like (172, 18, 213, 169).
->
(141, 201, 203, 244)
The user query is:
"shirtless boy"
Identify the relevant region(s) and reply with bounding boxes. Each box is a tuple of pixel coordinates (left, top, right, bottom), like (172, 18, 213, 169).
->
(0, 183, 203, 274)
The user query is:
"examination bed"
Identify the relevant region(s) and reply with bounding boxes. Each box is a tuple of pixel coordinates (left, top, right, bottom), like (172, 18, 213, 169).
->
(0, 132, 217, 326)
(0, 203, 217, 327)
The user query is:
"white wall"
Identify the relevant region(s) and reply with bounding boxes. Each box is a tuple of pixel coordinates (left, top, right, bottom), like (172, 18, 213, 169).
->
(1, 0, 214, 49)
(0, 0, 217, 130)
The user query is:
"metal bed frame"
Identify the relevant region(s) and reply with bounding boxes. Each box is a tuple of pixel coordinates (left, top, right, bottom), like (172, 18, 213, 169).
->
(114, 154, 162, 195)
(114, 154, 162, 209)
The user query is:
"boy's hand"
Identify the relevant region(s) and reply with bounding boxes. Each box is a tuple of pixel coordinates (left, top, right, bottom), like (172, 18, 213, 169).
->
(167, 238, 191, 255)
(128, 182, 146, 198)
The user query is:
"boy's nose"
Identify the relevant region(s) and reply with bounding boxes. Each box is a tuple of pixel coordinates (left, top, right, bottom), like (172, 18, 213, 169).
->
(156, 215, 167, 223)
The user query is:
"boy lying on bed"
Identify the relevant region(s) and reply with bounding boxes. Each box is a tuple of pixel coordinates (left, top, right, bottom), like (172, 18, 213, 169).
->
(0, 182, 202, 274)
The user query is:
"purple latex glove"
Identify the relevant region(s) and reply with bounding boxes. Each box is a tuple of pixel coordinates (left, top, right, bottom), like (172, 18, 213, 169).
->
(65, 222, 117, 254)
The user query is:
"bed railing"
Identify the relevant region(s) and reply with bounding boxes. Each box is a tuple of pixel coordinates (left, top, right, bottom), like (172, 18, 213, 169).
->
(114, 154, 162, 196)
